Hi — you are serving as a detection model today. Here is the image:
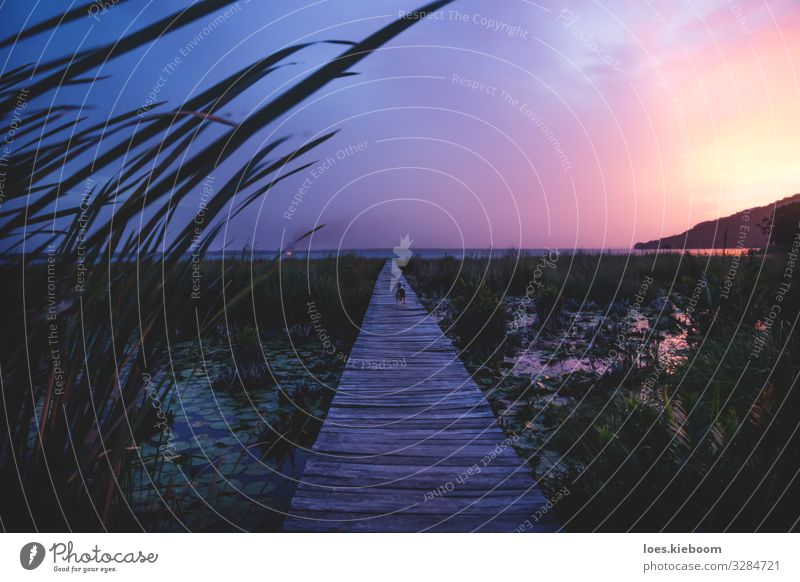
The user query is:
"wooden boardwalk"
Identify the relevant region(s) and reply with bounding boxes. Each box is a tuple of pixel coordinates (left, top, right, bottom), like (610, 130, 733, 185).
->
(283, 261, 556, 532)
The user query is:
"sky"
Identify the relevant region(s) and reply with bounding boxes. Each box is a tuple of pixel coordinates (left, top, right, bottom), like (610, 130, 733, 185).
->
(2, 0, 799, 251)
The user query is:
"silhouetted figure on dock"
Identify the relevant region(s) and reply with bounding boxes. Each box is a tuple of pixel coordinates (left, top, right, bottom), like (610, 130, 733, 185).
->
(395, 282, 406, 305)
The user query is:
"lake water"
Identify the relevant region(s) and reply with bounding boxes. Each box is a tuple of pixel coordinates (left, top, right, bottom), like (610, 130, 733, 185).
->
(10, 247, 759, 265)
(204, 247, 757, 261)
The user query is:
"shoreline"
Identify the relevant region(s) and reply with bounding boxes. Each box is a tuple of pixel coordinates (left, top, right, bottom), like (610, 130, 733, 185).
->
(5, 246, 763, 264)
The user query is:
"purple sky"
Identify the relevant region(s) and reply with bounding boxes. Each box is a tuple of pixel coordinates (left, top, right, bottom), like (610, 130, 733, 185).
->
(2, 0, 799, 250)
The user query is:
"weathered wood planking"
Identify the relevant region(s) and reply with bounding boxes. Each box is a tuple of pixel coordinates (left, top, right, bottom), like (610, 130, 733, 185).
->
(283, 260, 556, 532)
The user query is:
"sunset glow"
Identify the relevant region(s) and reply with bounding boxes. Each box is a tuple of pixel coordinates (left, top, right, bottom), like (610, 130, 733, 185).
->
(1, 1, 798, 250)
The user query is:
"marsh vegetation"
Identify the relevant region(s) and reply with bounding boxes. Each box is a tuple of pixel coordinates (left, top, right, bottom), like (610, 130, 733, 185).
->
(405, 249, 800, 531)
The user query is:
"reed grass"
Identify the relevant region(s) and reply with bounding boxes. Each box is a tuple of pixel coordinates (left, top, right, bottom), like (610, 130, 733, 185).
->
(0, 0, 453, 531)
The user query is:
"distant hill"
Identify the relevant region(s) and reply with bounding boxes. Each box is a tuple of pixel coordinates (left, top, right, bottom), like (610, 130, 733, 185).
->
(634, 193, 800, 250)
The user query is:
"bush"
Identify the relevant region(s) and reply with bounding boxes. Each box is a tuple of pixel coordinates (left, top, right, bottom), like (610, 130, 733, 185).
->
(534, 284, 564, 328)
(450, 279, 507, 357)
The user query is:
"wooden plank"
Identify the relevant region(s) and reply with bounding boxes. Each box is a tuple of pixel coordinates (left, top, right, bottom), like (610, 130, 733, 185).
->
(282, 260, 556, 532)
